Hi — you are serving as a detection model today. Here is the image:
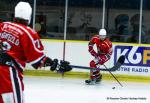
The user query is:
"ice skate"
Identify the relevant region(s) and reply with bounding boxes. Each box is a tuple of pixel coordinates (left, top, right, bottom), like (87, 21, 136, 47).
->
(85, 79, 96, 85)
(95, 75, 102, 84)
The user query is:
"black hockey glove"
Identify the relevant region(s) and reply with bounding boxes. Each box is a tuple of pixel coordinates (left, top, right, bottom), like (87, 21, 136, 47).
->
(50, 59, 58, 71)
(57, 60, 72, 73)
(32, 57, 58, 71)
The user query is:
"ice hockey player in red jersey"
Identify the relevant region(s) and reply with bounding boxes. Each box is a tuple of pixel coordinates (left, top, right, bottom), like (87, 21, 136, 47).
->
(0, 1, 71, 103)
(85, 29, 113, 84)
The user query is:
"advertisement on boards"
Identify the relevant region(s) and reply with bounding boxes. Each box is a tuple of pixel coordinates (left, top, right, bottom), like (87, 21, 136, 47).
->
(114, 45, 150, 76)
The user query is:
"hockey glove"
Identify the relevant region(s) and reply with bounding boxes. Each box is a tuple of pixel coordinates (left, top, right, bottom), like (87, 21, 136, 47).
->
(94, 56, 101, 65)
(57, 60, 72, 73)
(50, 59, 58, 71)
(32, 57, 58, 71)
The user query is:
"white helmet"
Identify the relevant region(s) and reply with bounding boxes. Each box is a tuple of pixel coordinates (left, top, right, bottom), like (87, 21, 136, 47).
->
(99, 29, 106, 36)
(15, 2, 32, 24)
(99, 29, 106, 40)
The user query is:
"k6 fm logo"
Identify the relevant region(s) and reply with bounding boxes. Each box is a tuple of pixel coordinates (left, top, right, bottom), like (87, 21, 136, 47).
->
(114, 46, 150, 66)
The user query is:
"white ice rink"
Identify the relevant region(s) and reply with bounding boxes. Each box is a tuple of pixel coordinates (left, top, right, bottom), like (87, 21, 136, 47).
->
(24, 76, 150, 103)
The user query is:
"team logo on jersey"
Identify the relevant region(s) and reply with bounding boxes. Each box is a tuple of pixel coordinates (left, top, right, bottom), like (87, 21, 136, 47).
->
(114, 45, 150, 67)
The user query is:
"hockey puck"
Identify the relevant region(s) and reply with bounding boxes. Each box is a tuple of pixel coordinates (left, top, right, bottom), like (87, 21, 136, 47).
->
(112, 87, 115, 89)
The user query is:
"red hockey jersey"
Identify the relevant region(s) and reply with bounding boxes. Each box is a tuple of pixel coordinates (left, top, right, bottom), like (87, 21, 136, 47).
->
(88, 35, 112, 57)
(0, 22, 45, 69)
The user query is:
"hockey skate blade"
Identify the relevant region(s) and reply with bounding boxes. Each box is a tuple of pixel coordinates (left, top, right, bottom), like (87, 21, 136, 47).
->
(85, 80, 101, 85)
(85, 82, 96, 85)
(85, 82, 101, 85)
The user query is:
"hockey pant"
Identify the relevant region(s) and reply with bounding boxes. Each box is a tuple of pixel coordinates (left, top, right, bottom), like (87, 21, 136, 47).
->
(89, 54, 110, 79)
(0, 66, 24, 103)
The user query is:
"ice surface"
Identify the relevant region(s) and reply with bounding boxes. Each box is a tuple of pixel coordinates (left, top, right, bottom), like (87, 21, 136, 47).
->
(24, 76, 150, 103)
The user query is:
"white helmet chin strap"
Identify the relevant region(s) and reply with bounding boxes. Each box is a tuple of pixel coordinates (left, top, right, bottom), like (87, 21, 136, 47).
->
(99, 35, 106, 40)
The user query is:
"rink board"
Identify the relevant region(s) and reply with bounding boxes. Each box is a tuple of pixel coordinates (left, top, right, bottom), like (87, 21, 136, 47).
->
(26, 39, 150, 77)
(24, 70, 150, 83)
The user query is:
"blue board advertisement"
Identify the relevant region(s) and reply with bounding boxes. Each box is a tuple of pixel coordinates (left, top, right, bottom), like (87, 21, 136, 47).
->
(114, 45, 150, 75)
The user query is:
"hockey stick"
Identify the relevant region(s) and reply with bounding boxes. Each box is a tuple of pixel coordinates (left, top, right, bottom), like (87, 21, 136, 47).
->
(103, 64, 123, 87)
(70, 55, 125, 72)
